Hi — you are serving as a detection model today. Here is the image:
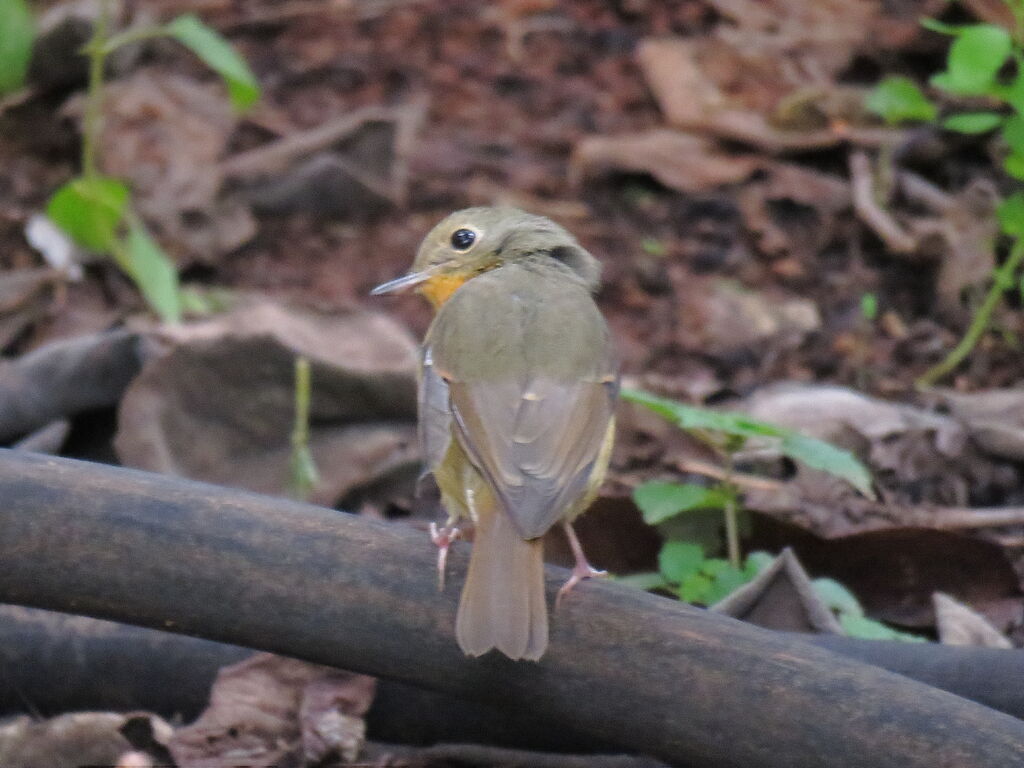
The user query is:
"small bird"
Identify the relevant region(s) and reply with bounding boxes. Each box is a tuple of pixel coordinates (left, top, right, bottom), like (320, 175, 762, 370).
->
(372, 207, 617, 660)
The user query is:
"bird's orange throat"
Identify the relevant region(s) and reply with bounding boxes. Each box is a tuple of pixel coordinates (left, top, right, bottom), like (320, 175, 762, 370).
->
(418, 273, 470, 310)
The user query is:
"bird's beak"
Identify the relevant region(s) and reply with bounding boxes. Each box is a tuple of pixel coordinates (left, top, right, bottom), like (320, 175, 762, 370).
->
(371, 264, 449, 296)
(370, 271, 432, 295)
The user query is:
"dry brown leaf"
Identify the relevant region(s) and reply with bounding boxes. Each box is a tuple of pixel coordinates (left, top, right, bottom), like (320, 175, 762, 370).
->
(737, 162, 850, 258)
(169, 654, 375, 768)
(92, 68, 256, 263)
(0, 267, 61, 351)
(0, 713, 170, 768)
(636, 15, 886, 152)
(933, 388, 1024, 462)
(571, 130, 760, 194)
(751, 526, 1021, 627)
(712, 548, 844, 634)
(115, 300, 418, 504)
(932, 181, 1000, 311)
(681, 279, 820, 357)
(735, 384, 1018, 531)
(933, 592, 1013, 648)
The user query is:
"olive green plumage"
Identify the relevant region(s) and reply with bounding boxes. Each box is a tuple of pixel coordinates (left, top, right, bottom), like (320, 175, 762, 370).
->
(378, 207, 617, 661)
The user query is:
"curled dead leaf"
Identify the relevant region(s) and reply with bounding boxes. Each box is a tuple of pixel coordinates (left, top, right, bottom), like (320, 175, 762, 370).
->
(115, 300, 418, 504)
(571, 130, 760, 195)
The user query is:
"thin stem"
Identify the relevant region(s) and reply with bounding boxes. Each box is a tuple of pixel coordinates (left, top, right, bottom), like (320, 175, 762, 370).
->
(102, 24, 169, 55)
(82, 0, 112, 180)
(723, 493, 741, 570)
(292, 356, 312, 451)
(917, 236, 1024, 387)
(289, 357, 319, 500)
(721, 449, 741, 570)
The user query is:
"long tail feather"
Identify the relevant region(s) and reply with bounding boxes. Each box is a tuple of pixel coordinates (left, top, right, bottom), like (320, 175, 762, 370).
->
(455, 495, 547, 661)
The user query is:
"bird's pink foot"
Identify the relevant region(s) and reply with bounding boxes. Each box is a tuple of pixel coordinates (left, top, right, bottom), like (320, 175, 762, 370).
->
(556, 521, 606, 609)
(430, 522, 461, 590)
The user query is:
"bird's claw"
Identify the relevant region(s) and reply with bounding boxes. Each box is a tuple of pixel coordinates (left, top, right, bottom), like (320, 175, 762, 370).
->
(556, 561, 607, 609)
(430, 522, 461, 591)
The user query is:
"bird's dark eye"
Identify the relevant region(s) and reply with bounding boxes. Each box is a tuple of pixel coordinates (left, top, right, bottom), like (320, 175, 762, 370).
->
(450, 228, 476, 250)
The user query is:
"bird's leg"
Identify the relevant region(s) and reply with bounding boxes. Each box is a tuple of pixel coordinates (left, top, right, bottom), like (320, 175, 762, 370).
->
(556, 521, 607, 608)
(430, 520, 462, 591)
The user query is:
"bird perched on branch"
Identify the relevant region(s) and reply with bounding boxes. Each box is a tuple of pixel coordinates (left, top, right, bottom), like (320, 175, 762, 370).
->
(373, 207, 617, 660)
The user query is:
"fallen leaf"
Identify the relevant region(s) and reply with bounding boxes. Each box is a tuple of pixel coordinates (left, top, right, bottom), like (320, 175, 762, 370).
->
(737, 162, 850, 258)
(682, 279, 821, 357)
(932, 181, 1000, 312)
(169, 654, 375, 768)
(0, 266, 62, 351)
(300, 674, 376, 764)
(91, 68, 256, 263)
(933, 592, 1013, 648)
(752, 521, 1021, 628)
(571, 130, 760, 195)
(711, 548, 844, 634)
(0, 712, 162, 768)
(636, 21, 886, 152)
(933, 388, 1024, 462)
(115, 300, 419, 504)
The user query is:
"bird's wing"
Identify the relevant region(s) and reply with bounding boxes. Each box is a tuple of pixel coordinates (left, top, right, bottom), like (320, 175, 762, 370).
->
(418, 344, 452, 475)
(446, 374, 617, 539)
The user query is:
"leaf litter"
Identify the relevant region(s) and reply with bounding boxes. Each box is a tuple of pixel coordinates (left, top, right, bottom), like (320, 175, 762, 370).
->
(5, 0, 1024, 761)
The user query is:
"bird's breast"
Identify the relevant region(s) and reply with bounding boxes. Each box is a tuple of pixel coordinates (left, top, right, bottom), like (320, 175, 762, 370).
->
(418, 274, 470, 310)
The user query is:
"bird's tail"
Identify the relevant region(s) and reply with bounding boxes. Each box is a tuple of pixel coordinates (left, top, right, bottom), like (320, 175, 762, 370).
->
(455, 493, 548, 661)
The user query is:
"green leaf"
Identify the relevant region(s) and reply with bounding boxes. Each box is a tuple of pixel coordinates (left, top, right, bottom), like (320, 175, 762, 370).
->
(942, 111, 1004, 133)
(0, 0, 33, 95)
(621, 388, 786, 438)
(165, 14, 259, 110)
(614, 571, 669, 591)
(744, 551, 774, 577)
(998, 192, 1024, 236)
(679, 571, 713, 603)
(122, 221, 182, 323)
(778, 433, 874, 497)
(919, 17, 966, 35)
(620, 389, 874, 497)
(700, 558, 731, 577)
(1006, 153, 1024, 180)
(996, 71, 1024, 113)
(641, 237, 666, 257)
(860, 292, 878, 321)
(658, 540, 705, 584)
(633, 481, 729, 524)
(812, 578, 864, 617)
(936, 24, 1012, 95)
(865, 77, 937, 125)
(840, 614, 928, 643)
(704, 564, 749, 604)
(47, 176, 130, 251)
(178, 285, 235, 316)
(1002, 116, 1024, 156)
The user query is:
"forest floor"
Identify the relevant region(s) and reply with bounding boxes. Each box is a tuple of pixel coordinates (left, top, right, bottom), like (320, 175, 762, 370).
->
(2, 0, 1024, 765)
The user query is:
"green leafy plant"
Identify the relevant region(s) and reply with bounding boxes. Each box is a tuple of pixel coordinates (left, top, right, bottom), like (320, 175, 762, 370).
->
(41, 2, 260, 323)
(0, 0, 33, 96)
(813, 578, 926, 642)
(866, 3, 1024, 385)
(621, 389, 873, 496)
(620, 389, 918, 641)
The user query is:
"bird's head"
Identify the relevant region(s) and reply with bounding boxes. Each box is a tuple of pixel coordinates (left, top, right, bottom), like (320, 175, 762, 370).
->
(371, 207, 600, 309)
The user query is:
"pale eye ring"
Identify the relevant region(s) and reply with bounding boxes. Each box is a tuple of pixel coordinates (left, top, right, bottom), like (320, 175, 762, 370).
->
(450, 228, 476, 250)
